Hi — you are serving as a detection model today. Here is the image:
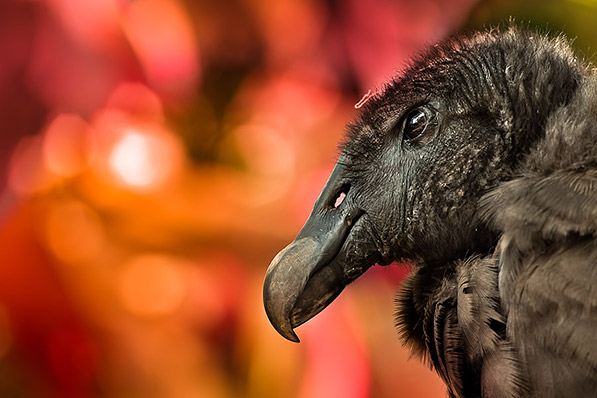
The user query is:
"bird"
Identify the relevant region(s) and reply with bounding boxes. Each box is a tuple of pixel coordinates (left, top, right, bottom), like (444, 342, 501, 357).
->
(262, 26, 597, 397)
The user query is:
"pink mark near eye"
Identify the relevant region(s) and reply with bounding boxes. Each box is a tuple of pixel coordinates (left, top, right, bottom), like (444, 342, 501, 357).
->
(354, 89, 372, 109)
(334, 192, 346, 208)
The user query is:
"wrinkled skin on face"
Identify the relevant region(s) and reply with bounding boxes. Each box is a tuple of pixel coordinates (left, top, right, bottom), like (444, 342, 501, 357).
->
(263, 28, 582, 342)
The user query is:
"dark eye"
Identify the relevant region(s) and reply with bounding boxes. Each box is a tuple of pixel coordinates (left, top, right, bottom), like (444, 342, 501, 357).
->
(403, 107, 436, 141)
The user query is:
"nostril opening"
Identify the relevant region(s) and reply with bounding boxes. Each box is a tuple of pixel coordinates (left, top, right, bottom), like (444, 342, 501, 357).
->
(334, 192, 346, 208)
(332, 184, 350, 208)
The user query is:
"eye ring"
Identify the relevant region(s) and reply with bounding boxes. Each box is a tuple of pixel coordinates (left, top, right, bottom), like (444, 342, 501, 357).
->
(402, 106, 437, 141)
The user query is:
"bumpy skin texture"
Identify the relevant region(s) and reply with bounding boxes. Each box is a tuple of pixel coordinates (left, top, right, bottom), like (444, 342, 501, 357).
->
(264, 27, 597, 397)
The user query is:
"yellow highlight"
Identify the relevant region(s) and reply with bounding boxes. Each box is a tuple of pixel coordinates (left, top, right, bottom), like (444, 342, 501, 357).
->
(567, 0, 597, 7)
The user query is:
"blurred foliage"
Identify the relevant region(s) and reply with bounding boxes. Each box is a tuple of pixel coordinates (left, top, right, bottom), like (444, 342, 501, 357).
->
(468, 0, 597, 61)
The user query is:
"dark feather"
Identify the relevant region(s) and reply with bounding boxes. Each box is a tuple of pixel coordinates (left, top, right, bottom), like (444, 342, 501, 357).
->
(389, 28, 597, 396)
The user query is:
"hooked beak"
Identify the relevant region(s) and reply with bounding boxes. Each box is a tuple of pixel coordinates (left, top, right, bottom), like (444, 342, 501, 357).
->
(263, 158, 369, 342)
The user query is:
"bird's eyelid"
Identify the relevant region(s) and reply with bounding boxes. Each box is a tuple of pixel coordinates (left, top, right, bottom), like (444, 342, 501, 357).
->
(399, 104, 441, 146)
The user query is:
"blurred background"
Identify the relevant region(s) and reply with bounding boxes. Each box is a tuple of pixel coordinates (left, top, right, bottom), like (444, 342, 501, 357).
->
(0, 0, 596, 397)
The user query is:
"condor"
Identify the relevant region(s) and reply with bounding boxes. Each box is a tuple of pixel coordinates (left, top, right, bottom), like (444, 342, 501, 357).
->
(263, 27, 597, 397)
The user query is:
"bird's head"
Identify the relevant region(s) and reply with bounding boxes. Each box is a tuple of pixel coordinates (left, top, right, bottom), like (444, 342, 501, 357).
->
(263, 27, 586, 342)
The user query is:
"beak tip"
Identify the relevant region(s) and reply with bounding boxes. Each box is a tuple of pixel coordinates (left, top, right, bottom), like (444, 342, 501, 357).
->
(283, 330, 301, 343)
(264, 312, 301, 343)
(263, 238, 319, 344)
(263, 299, 302, 343)
(263, 288, 301, 343)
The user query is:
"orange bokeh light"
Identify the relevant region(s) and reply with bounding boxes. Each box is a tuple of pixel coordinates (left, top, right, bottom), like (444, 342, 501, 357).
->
(107, 128, 183, 191)
(42, 199, 106, 265)
(109, 130, 160, 187)
(42, 113, 91, 178)
(118, 254, 190, 317)
(89, 106, 185, 193)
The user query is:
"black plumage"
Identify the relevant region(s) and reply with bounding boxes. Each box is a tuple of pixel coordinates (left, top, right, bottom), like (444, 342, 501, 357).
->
(263, 27, 597, 397)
